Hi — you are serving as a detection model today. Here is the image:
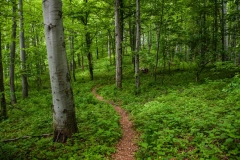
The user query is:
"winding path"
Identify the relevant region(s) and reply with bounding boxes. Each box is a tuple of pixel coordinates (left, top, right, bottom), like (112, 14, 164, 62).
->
(92, 85, 138, 160)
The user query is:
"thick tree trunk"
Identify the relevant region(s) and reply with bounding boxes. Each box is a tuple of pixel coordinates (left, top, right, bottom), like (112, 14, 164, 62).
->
(115, 0, 123, 89)
(42, 0, 78, 143)
(10, 0, 17, 104)
(19, 0, 28, 98)
(0, 30, 7, 120)
(135, 0, 140, 93)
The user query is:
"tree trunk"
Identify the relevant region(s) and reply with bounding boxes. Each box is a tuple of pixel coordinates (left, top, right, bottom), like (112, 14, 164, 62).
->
(19, 0, 28, 98)
(69, 34, 76, 81)
(115, 0, 123, 89)
(135, 0, 140, 93)
(0, 30, 7, 120)
(154, 0, 164, 82)
(42, 0, 78, 143)
(108, 31, 112, 65)
(148, 24, 152, 55)
(221, 0, 228, 61)
(129, 12, 136, 73)
(10, 0, 17, 104)
(86, 32, 93, 80)
(213, 0, 218, 61)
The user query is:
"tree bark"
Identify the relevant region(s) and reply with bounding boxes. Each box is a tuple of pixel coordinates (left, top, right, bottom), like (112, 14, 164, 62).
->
(108, 30, 112, 65)
(221, 0, 228, 61)
(135, 0, 140, 93)
(86, 32, 93, 80)
(0, 30, 7, 120)
(69, 33, 76, 81)
(19, 0, 28, 98)
(115, 0, 123, 89)
(154, 1, 164, 82)
(42, 0, 78, 143)
(10, 0, 17, 104)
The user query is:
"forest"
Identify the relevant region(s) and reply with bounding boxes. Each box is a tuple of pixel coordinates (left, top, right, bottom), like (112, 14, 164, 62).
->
(0, 0, 240, 159)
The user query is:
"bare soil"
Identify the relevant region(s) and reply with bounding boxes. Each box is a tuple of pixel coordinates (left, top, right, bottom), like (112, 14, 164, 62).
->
(92, 86, 138, 160)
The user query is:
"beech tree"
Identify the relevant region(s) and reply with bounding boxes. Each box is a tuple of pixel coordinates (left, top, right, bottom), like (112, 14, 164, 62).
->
(19, 0, 28, 98)
(115, 0, 123, 88)
(0, 29, 7, 120)
(135, 0, 140, 92)
(42, 0, 78, 142)
(10, 0, 17, 104)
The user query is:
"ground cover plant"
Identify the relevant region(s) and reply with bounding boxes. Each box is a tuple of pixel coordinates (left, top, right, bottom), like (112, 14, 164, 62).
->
(1, 55, 240, 159)
(0, 65, 121, 160)
(98, 58, 240, 159)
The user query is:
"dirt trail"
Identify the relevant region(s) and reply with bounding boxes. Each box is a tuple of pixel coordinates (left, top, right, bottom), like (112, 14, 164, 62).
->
(92, 86, 138, 160)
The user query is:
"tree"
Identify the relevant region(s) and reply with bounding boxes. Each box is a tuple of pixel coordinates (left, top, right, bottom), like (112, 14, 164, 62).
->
(10, 0, 17, 104)
(222, 0, 228, 61)
(19, 0, 28, 98)
(115, 0, 123, 88)
(0, 28, 7, 120)
(42, 0, 78, 142)
(135, 0, 140, 92)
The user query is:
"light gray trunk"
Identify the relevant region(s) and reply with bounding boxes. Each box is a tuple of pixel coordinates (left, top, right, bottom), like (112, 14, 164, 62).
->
(115, 0, 122, 88)
(10, 0, 17, 104)
(19, 0, 28, 98)
(42, 0, 78, 142)
(135, 0, 140, 92)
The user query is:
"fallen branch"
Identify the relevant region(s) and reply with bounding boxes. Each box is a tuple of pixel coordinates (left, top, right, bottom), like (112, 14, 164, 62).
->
(1, 133, 53, 143)
(9, 104, 29, 115)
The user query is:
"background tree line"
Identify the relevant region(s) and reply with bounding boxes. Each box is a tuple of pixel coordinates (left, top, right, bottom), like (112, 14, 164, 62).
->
(0, 0, 240, 136)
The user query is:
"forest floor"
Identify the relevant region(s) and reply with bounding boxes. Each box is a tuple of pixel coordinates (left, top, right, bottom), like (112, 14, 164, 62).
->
(92, 85, 138, 160)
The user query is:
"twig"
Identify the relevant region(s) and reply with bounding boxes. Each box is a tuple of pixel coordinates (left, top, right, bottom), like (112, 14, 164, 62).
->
(1, 133, 53, 143)
(9, 104, 29, 115)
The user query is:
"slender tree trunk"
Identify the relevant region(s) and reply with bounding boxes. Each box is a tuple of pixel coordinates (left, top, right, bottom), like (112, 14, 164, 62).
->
(213, 0, 218, 61)
(42, 0, 78, 143)
(96, 35, 99, 60)
(0, 30, 7, 120)
(154, 1, 164, 82)
(10, 0, 17, 104)
(77, 53, 81, 67)
(148, 24, 152, 55)
(222, 0, 228, 61)
(69, 33, 76, 81)
(135, 0, 140, 93)
(115, 0, 123, 88)
(81, 54, 84, 70)
(82, 0, 93, 80)
(86, 32, 93, 80)
(19, 0, 28, 98)
(129, 12, 136, 73)
(108, 31, 112, 65)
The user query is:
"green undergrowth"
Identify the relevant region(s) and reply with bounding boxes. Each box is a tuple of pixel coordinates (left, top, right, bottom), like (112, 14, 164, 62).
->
(98, 61, 240, 159)
(1, 54, 240, 159)
(0, 65, 121, 159)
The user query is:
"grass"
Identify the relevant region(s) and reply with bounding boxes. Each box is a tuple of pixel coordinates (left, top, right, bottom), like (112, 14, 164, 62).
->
(1, 55, 240, 159)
